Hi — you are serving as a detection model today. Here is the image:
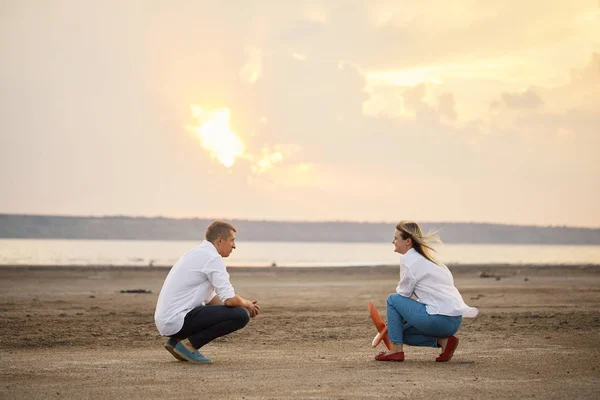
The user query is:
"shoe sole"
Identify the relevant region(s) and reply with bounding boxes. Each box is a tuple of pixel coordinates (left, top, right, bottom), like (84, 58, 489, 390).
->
(436, 337, 459, 362)
(172, 347, 213, 364)
(164, 343, 187, 361)
(375, 352, 405, 362)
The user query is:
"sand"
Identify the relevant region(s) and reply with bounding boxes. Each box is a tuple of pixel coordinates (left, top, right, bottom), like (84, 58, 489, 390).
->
(1, 264, 599, 399)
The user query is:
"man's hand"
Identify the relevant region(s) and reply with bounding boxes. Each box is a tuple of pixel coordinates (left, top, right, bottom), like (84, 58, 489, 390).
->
(246, 300, 260, 318)
(224, 296, 260, 317)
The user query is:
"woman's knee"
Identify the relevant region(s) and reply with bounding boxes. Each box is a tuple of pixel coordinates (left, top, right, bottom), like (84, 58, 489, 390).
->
(387, 293, 403, 306)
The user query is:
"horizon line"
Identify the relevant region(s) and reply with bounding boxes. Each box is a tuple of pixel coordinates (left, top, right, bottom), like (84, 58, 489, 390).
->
(1, 212, 599, 230)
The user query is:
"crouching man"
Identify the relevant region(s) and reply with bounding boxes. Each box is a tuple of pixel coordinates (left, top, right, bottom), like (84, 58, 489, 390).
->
(154, 221, 260, 363)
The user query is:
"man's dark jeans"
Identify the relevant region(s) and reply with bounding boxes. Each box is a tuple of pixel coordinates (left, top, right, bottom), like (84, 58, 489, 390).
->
(172, 305, 249, 349)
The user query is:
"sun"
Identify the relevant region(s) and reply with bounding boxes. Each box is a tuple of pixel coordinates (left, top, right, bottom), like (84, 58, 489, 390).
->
(190, 106, 245, 168)
(189, 105, 285, 173)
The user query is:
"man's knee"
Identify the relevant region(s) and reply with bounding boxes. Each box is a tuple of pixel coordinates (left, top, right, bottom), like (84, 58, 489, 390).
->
(233, 306, 250, 327)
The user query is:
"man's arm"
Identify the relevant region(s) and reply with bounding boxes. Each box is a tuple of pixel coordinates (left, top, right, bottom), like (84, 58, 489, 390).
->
(205, 257, 260, 317)
(207, 295, 223, 305)
(224, 296, 260, 318)
(207, 292, 260, 317)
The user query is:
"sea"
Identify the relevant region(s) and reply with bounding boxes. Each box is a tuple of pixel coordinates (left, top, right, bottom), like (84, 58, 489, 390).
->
(1, 239, 599, 267)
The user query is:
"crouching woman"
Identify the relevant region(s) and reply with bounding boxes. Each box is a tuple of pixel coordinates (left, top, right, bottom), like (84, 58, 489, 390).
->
(376, 221, 478, 362)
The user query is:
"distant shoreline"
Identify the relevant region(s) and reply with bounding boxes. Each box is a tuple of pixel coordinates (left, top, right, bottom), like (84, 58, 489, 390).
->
(2, 214, 600, 244)
(1, 263, 599, 274)
(2, 237, 600, 246)
(2, 212, 599, 229)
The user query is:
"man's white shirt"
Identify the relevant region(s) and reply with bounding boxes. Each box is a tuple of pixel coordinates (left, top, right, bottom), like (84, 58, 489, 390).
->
(154, 240, 236, 336)
(396, 248, 478, 318)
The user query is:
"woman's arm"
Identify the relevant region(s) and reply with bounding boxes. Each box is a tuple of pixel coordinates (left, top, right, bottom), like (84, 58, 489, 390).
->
(396, 264, 417, 297)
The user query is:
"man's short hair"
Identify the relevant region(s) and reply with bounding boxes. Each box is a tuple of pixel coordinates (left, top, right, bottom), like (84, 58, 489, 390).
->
(205, 220, 236, 243)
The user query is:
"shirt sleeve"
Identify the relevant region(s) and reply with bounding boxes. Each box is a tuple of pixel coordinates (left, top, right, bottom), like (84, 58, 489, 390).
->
(205, 290, 217, 304)
(396, 263, 416, 297)
(205, 256, 236, 303)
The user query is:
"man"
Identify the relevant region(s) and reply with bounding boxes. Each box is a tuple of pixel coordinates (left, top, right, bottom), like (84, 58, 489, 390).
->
(154, 220, 260, 363)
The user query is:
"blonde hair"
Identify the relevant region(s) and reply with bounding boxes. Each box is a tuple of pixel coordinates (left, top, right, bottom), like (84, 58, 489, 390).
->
(205, 220, 236, 243)
(396, 221, 444, 267)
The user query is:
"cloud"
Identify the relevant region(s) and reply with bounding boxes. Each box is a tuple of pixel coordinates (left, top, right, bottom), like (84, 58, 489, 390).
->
(437, 93, 457, 121)
(499, 88, 543, 109)
(1, 1, 599, 226)
(476, 53, 600, 195)
(361, 1, 599, 69)
(549, 52, 600, 113)
(240, 46, 263, 84)
(363, 82, 458, 128)
(488, 53, 599, 127)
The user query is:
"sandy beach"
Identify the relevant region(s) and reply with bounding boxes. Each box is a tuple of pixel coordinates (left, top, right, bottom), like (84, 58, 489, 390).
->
(1, 264, 599, 399)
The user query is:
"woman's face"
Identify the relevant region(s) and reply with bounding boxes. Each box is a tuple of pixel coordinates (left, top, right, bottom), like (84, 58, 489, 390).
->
(393, 229, 412, 254)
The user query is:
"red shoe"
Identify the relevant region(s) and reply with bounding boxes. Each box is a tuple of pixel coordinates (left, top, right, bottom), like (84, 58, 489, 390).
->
(436, 336, 459, 362)
(375, 351, 405, 362)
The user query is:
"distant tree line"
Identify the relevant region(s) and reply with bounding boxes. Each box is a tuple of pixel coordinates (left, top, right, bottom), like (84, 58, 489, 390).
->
(1, 214, 599, 245)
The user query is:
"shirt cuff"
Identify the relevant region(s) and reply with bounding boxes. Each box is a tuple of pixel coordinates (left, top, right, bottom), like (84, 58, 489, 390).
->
(217, 286, 236, 303)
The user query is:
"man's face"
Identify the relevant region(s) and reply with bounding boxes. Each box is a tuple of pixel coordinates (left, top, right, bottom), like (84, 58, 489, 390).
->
(215, 230, 236, 258)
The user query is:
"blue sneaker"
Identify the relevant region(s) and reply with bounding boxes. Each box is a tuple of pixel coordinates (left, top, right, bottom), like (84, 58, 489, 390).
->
(173, 341, 212, 364)
(164, 337, 186, 361)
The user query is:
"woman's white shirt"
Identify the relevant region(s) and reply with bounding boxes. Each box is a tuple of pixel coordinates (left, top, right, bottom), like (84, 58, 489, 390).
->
(396, 248, 478, 318)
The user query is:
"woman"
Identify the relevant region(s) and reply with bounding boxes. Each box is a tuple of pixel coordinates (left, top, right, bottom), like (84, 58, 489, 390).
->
(375, 221, 478, 362)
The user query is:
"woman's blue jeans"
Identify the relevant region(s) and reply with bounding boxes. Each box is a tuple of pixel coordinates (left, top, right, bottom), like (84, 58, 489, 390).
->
(386, 293, 462, 347)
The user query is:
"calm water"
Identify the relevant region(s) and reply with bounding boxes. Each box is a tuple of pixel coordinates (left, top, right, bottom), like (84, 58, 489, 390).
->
(0, 239, 599, 267)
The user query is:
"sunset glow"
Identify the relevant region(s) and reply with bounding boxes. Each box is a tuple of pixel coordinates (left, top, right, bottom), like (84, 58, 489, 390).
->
(190, 106, 245, 168)
(252, 149, 284, 173)
(189, 106, 285, 173)
(2, 1, 598, 227)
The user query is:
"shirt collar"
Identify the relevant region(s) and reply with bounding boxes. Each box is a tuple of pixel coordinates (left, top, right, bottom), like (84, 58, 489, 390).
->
(405, 248, 417, 256)
(402, 248, 419, 262)
(200, 239, 219, 254)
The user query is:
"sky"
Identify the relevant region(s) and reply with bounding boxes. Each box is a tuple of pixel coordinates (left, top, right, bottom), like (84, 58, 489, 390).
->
(1, 0, 599, 227)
